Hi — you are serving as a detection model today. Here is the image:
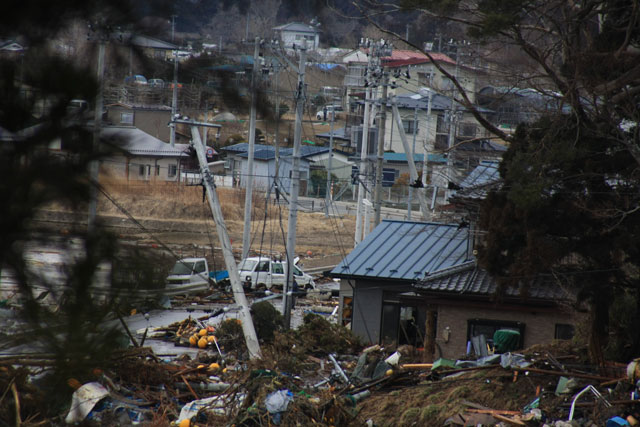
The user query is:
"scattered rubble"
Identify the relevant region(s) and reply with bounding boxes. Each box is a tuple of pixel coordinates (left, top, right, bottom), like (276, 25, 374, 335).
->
(2, 295, 640, 426)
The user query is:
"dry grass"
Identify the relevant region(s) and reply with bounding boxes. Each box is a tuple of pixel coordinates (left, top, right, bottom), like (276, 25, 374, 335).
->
(46, 177, 356, 259)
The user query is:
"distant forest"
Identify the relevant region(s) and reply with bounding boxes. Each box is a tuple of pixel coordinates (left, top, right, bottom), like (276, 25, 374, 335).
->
(131, 0, 457, 51)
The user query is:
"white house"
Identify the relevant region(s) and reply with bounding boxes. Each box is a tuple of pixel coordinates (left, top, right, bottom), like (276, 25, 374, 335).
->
(341, 48, 481, 110)
(383, 91, 501, 189)
(100, 126, 192, 182)
(273, 22, 321, 51)
(220, 143, 312, 195)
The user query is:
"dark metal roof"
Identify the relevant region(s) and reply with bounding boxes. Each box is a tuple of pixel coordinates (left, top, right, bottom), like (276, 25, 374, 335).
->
(451, 161, 502, 201)
(388, 93, 493, 114)
(331, 220, 473, 281)
(413, 261, 574, 302)
(315, 127, 350, 141)
(223, 143, 328, 160)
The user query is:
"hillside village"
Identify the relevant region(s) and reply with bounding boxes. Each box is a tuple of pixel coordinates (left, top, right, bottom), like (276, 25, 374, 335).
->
(2, 1, 640, 426)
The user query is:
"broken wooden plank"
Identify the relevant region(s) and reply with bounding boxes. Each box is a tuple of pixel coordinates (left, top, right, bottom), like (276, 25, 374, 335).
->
(493, 413, 526, 425)
(400, 363, 434, 369)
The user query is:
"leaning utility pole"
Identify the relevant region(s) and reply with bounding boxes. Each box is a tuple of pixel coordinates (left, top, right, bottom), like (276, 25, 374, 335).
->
(392, 101, 430, 218)
(241, 37, 260, 260)
(179, 119, 261, 359)
(373, 72, 389, 226)
(407, 105, 418, 221)
(283, 45, 307, 329)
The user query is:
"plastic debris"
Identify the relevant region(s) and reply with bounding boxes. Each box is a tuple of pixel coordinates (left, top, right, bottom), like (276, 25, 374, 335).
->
(265, 389, 294, 414)
(65, 382, 110, 424)
(500, 352, 532, 369)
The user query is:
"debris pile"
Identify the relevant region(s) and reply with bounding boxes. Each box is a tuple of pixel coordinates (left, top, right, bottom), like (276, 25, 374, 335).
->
(4, 307, 640, 425)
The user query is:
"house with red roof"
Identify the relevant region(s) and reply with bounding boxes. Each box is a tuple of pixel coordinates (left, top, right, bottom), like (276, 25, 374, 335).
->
(341, 48, 482, 109)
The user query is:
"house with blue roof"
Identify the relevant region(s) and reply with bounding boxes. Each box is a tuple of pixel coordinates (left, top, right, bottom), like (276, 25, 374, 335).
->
(220, 143, 319, 193)
(331, 160, 579, 360)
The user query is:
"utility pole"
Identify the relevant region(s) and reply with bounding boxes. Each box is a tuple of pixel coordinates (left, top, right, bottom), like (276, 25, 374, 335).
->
(283, 44, 307, 329)
(178, 119, 261, 359)
(88, 39, 105, 233)
(274, 66, 281, 184)
(324, 104, 335, 218)
(355, 39, 392, 243)
(373, 72, 388, 226)
(169, 15, 178, 147)
(407, 105, 418, 221)
(241, 37, 260, 260)
(354, 85, 371, 246)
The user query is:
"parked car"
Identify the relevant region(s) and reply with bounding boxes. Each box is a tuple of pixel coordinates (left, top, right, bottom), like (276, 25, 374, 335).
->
(124, 74, 148, 85)
(238, 257, 315, 290)
(148, 78, 165, 88)
(168, 82, 183, 89)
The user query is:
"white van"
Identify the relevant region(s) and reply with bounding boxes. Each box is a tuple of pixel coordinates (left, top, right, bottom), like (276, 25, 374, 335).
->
(238, 257, 315, 290)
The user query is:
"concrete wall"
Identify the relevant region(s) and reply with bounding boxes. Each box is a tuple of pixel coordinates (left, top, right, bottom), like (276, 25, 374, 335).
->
(434, 302, 579, 360)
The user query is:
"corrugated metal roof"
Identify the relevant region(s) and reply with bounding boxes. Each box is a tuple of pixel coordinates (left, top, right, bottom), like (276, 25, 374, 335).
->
(413, 262, 574, 302)
(383, 152, 424, 163)
(331, 220, 472, 281)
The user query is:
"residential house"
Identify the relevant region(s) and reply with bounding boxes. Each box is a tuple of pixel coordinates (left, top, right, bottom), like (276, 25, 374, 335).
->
(127, 34, 179, 61)
(219, 143, 313, 195)
(383, 92, 502, 190)
(105, 103, 174, 143)
(330, 219, 577, 360)
(100, 126, 192, 182)
(342, 48, 481, 111)
(273, 22, 321, 51)
(477, 86, 568, 130)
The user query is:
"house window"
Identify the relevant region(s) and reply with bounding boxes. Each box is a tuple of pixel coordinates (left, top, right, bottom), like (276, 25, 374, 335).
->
(459, 122, 477, 137)
(402, 119, 418, 134)
(555, 324, 575, 340)
(436, 114, 450, 133)
(417, 72, 434, 86)
(155, 165, 160, 176)
(168, 164, 177, 177)
(139, 165, 145, 176)
(467, 319, 525, 351)
(120, 112, 134, 124)
(380, 302, 426, 347)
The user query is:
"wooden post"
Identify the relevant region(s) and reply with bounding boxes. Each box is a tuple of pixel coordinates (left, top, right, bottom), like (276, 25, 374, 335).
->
(423, 306, 437, 362)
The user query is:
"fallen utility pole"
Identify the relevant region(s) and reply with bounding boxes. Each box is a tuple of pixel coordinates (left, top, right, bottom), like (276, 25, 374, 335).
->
(179, 119, 261, 359)
(391, 101, 430, 219)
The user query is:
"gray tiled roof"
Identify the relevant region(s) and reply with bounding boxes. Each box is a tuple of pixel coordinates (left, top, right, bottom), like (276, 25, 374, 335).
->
(101, 126, 190, 157)
(413, 261, 574, 302)
(331, 220, 473, 281)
